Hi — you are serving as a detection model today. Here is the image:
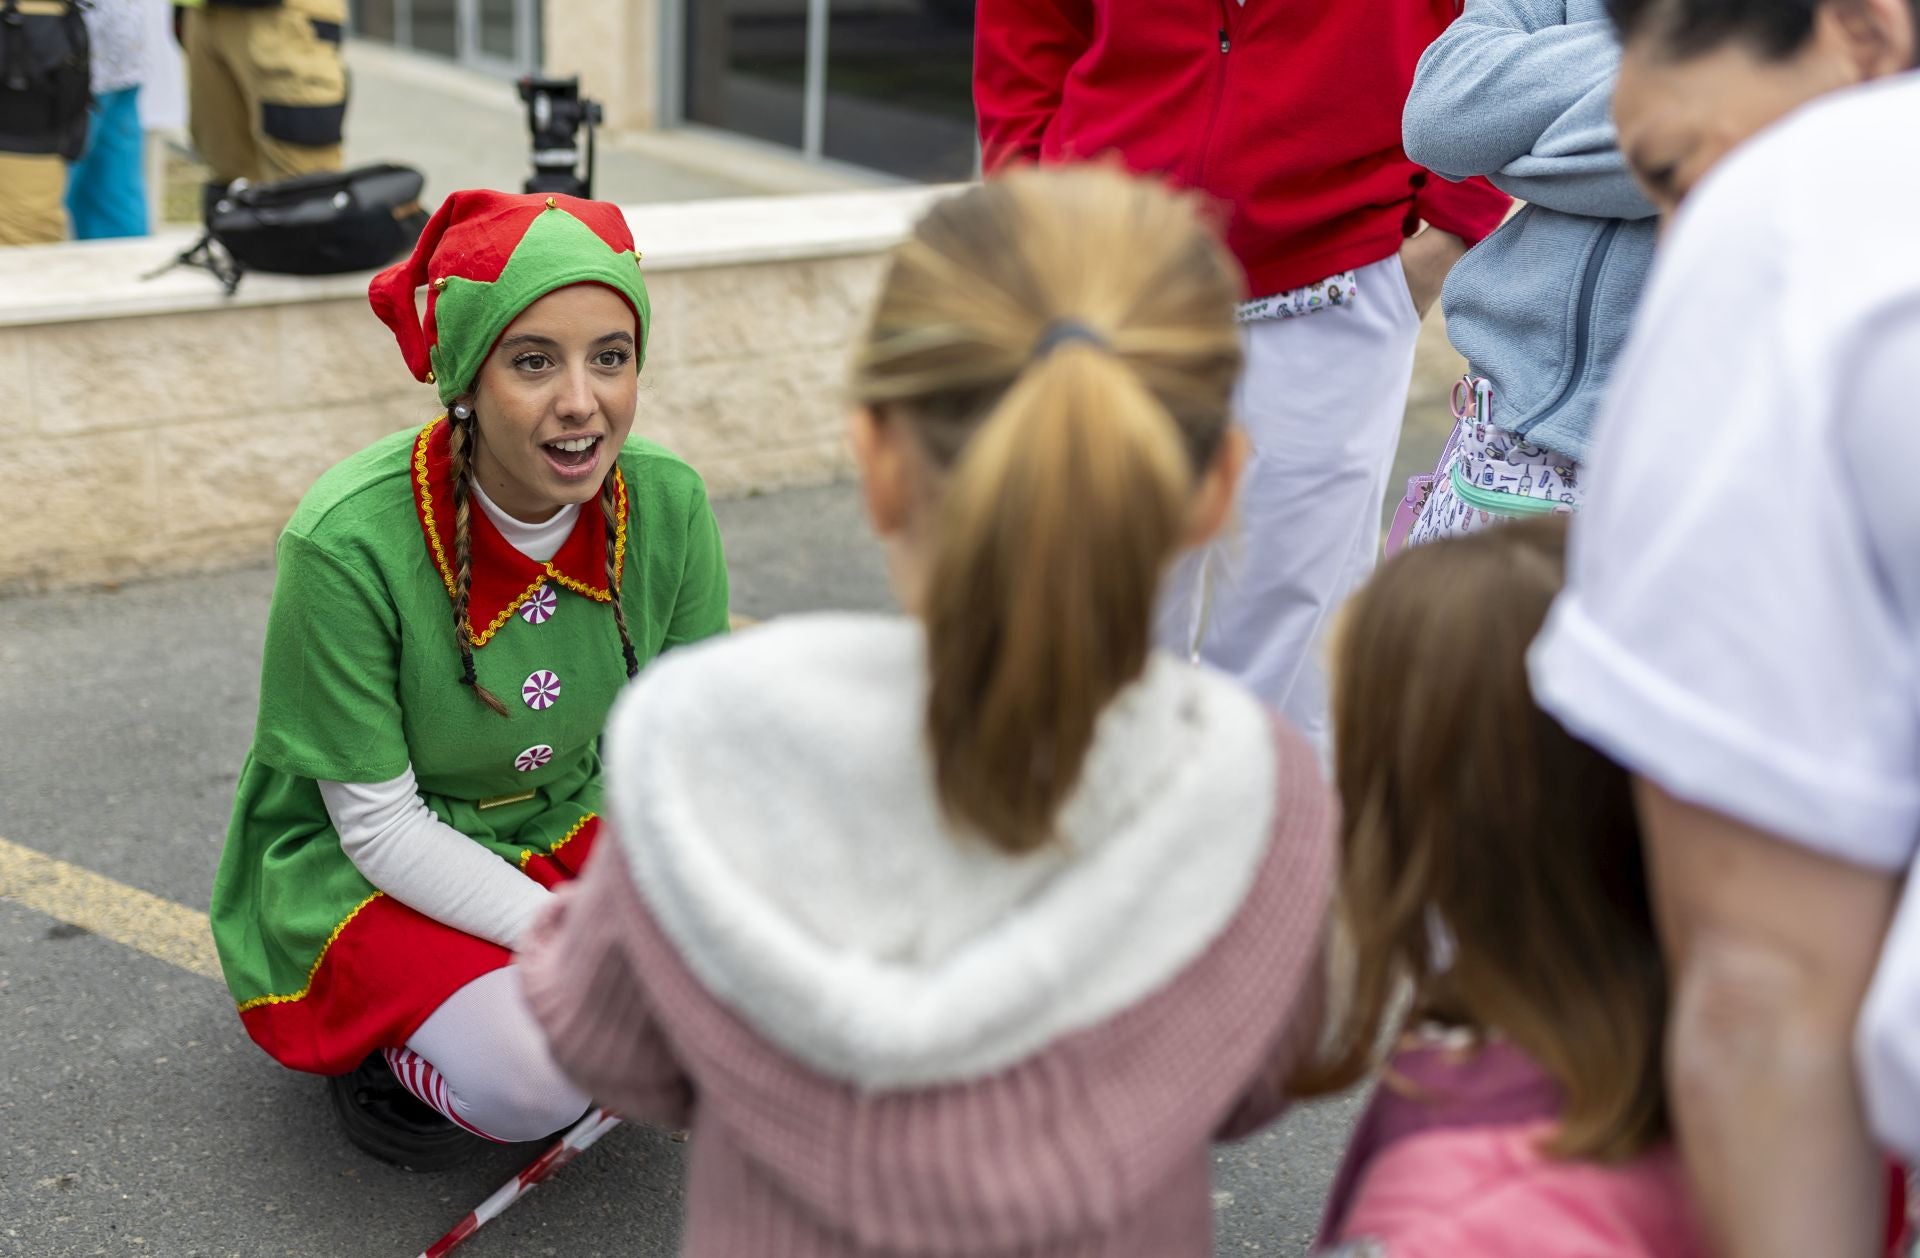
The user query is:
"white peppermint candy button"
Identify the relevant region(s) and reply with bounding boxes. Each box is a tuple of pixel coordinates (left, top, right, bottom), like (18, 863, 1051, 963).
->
(519, 584, 558, 625)
(514, 744, 554, 772)
(522, 669, 561, 711)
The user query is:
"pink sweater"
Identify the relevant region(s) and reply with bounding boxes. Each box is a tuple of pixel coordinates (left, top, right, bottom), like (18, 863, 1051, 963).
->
(1321, 1042, 1710, 1258)
(517, 615, 1335, 1257)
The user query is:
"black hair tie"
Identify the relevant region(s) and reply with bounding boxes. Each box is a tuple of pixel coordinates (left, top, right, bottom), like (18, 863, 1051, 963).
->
(1031, 319, 1110, 361)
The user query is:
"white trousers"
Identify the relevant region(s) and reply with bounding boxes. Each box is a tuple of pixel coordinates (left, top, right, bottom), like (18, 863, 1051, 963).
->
(406, 966, 591, 1143)
(1157, 252, 1421, 756)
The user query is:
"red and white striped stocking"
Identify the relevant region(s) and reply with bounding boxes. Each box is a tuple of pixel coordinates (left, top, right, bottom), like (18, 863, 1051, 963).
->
(381, 1047, 507, 1143)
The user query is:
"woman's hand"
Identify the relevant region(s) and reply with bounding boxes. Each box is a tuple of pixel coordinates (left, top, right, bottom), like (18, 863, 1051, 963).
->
(1398, 227, 1469, 320)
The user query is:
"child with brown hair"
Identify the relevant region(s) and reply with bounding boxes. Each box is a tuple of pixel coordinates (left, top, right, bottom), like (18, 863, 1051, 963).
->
(516, 165, 1336, 1257)
(1301, 516, 1708, 1257)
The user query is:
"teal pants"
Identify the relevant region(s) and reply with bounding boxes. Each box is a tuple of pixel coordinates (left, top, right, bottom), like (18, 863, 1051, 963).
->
(65, 87, 149, 240)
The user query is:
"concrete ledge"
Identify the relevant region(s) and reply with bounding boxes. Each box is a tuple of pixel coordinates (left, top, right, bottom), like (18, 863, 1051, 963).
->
(0, 185, 955, 595)
(0, 185, 952, 327)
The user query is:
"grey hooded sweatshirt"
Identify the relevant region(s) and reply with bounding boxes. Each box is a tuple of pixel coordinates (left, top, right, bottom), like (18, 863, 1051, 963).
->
(1404, 0, 1658, 462)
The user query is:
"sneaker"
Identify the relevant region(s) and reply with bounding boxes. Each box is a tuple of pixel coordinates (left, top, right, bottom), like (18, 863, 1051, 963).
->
(327, 1052, 484, 1172)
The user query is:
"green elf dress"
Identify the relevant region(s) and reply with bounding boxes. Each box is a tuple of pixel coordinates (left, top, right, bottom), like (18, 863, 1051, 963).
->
(209, 190, 730, 1074)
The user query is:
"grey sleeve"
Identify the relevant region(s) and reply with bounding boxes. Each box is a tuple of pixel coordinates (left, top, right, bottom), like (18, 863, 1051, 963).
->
(1492, 75, 1659, 219)
(1405, 0, 1653, 219)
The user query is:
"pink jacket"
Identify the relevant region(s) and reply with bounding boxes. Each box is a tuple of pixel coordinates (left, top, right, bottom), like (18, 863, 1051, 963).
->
(516, 615, 1335, 1258)
(1321, 1042, 1710, 1258)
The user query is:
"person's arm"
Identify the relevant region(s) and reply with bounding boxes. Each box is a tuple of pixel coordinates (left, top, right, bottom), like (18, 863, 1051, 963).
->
(1636, 785, 1896, 1258)
(1215, 947, 1326, 1140)
(973, 0, 1093, 174)
(1405, 0, 1649, 220)
(1490, 76, 1656, 219)
(1525, 154, 1920, 1257)
(321, 771, 551, 949)
(1409, 179, 1510, 257)
(518, 837, 694, 1128)
(1406, 0, 1622, 179)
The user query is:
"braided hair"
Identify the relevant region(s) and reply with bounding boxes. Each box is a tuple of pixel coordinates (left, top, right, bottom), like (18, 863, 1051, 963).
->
(447, 409, 512, 718)
(602, 470, 639, 679)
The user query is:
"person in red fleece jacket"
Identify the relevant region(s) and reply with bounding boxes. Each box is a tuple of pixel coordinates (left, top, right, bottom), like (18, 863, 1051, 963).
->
(976, 0, 1509, 752)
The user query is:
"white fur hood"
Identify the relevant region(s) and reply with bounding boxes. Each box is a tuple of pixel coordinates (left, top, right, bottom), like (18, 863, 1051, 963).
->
(601, 614, 1279, 1090)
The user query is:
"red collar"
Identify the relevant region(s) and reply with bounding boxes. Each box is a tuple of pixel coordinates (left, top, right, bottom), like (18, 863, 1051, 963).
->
(410, 419, 628, 647)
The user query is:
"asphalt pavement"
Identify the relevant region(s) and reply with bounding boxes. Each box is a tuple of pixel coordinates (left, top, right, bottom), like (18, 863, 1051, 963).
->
(0, 479, 1366, 1258)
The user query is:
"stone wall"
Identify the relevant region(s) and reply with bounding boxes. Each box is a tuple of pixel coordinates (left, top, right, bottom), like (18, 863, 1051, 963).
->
(0, 187, 949, 596)
(542, 0, 661, 133)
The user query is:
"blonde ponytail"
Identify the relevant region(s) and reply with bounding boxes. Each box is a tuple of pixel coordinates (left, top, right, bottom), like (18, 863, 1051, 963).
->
(852, 167, 1243, 854)
(924, 339, 1196, 850)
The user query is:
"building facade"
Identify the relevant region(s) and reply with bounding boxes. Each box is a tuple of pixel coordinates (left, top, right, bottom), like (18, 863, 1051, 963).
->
(349, 0, 977, 183)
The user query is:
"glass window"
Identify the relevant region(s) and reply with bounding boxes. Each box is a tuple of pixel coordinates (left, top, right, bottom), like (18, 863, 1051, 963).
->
(411, 0, 459, 58)
(348, 0, 537, 70)
(684, 0, 807, 152)
(478, 0, 518, 61)
(823, 0, 975, 181)
(351, 0, 397, 41)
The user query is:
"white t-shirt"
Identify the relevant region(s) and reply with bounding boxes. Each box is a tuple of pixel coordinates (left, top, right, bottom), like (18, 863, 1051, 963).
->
(1530, 72, 1920, 870)
(1527, 72, 1920, 1160)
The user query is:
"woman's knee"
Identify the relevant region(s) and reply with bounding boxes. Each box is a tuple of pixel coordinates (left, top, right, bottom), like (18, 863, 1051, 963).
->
(411, 968, 591, 1142)
(440, 1045, 589, 1143)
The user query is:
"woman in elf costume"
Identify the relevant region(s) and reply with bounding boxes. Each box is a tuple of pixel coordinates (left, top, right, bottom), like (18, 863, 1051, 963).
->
(210, 189, 730, 1168)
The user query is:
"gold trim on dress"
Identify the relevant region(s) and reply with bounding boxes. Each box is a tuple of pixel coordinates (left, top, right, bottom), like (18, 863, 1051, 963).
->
(518, 813, 596, 871)
(235, 892, 383, 1013)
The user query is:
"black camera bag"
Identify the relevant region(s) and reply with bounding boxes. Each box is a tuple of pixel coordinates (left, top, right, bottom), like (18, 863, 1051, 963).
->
(163, 163, 429, 294)
(211, 164, 429, 277)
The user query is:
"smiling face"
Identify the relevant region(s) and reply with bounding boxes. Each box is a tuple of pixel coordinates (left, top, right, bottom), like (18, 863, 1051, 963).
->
(465, 283, 640, 523)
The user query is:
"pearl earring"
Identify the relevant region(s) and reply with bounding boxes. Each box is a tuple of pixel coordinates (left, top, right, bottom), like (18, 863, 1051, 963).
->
(451, 401, 473, 421)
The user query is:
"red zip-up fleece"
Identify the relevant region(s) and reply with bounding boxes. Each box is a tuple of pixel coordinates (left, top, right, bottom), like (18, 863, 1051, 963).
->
(975, 0, 1511, 299)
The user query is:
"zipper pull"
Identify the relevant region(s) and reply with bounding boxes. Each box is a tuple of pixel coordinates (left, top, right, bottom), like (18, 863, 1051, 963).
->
(1219, 28, 1230, 52)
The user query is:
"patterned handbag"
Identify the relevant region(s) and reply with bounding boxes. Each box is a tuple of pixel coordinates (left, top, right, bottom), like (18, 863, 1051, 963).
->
(1383, 378, 1482, 558)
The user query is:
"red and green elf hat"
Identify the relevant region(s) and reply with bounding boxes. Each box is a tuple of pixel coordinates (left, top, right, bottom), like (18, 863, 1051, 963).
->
(368, 189, 651, 407)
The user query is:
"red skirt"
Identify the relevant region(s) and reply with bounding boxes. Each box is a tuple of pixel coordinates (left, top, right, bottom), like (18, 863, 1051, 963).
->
(239, 819, 600, 1075)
